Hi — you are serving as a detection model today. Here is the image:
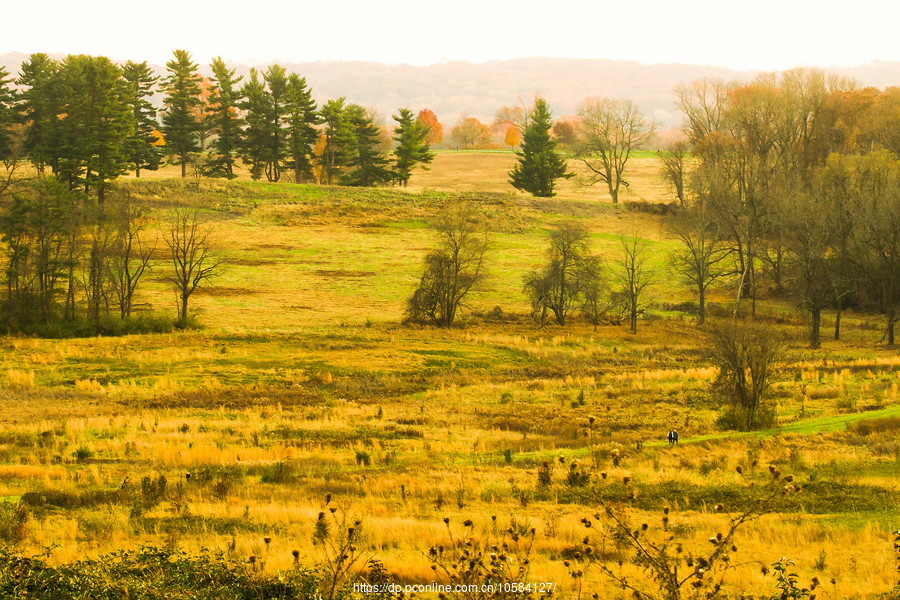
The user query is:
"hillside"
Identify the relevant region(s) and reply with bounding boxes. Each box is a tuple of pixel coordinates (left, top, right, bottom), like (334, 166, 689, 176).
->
(1, 155, 899, 598)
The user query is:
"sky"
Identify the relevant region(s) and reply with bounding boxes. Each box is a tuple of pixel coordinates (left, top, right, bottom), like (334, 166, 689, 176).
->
(2, 0, 899, 71)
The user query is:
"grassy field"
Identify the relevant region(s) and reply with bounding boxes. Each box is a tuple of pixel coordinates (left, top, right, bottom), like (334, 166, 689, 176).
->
(1, 154, 899, 598)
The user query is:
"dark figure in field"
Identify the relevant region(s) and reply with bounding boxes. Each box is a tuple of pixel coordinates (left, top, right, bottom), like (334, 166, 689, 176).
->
(667, 430, 674, 445)
(673, 430, 679, 444)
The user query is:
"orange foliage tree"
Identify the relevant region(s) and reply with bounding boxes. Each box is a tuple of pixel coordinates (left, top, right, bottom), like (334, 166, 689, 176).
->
(190, 77, 214, 151)
(417, 109, 443, 146)
(504, 125, 521, 148)
(450, 117, 492, 149)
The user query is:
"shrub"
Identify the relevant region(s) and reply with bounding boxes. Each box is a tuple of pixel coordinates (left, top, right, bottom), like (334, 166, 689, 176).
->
(0, 503, 29, 546)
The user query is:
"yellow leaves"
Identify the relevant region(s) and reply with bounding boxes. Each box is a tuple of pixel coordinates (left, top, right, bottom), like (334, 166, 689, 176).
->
(504, 125, 522, 148)
(150, 128, 166, 146)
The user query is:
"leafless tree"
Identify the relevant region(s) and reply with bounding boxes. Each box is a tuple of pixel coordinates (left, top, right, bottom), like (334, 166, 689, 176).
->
(612, 235, 656, 334)
(575, 98, 654, 204)
(706, 319, 783, 430)
(668, 204, 732, 324)
(406, 204, 488, 328)
(524, 222, 593, 326)
(658, 140, 690, 206)
(164, 209, 222, 329)
(109, 192, 154, 318)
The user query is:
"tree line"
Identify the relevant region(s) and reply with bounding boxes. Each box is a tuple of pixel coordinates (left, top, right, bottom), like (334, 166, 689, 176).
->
(406, 208, 656, 337)
(0, 50, 436, 189)
(0, 50, 441, 333)
(668, 71, 900, 347)
(410, 70, 900, 352)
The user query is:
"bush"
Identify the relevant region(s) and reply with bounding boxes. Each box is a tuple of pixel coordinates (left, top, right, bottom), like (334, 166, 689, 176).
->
(848, 415, 900, 436)
(0, 503, 29, 546)
(0, 546, 325, 599)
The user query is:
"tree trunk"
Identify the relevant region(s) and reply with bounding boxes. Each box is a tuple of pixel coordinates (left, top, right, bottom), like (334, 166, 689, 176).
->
(810, 307, 821, 349)
(698, 285, 706, 325)
(181, 157, 187, 178)
(834, 307, 842, 341)
(179, 293, 189, 329)
(630, 299, 637, 334)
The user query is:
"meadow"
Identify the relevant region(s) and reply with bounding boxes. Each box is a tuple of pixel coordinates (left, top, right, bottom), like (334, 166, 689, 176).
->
(0, 153, 898, 599)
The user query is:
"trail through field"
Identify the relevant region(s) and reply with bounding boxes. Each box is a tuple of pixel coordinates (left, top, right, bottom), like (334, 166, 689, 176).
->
(514, 403, 900, 462)
(662, 402, 900, 446)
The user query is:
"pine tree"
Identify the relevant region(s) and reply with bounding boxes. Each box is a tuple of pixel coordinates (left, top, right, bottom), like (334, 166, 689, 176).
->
(509, 98, 571, 197)
(262, 65, 288, 182)
(207, 57, 244, 179)
(52, 55, 132, 201)
(0, 66, 18, 162)
(16, 53, 61, 174)
(319, 98, 354, 185)
(240, 69, 271, 181)
(392, 107, 434, 187)
(161, 50, 202, 178)
(283, 74, 319, 183)
(340, 105, 393, 187)
(122, 61, 162, 177)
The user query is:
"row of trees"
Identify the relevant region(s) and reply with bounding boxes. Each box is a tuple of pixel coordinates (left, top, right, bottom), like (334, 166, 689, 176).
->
(406, 209, 655, 334)
(667, 71, 900, 346)
(0, 176, 218, 333)
(0, 51, 436, 189)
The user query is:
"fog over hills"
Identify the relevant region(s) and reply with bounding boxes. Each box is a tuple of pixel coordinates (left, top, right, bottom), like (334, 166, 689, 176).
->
(3, 53, 900, 129)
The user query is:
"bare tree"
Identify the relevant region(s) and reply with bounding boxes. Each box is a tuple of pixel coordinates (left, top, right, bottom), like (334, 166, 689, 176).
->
(612, 235, 656, 334)
(164, 209, 222, 329)
(851, 152, 900, 345)
(109, 192, 154, 318)
(706, 319, 783, 430)
(657, 140, 690, 206)
(524, 222, 592, 326)
(776, 179, 832, 348)
(406, 204, 488, 328)
(577, 256, 609, 329)
(668, 204, 731, 324)
(575, 98, 654, 204)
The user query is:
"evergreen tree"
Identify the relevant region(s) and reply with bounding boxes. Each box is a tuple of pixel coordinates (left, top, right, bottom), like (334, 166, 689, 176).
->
(319, 98, 354, 185)
(16, 53, 61, 174)
(283, 74, 319, 183)
(122, 61, 162, 177)
(207, 57, 244, 179)
(340, 105, 393, 187)
(392, 107, 434, 187)
(509, 98, 571, 197)
(0, 67, 18, 160)
(161, 50, 202, 178)
(52, 55, 132, 201)
(240, 69, 271, 180)
(263, 65, 288, 182)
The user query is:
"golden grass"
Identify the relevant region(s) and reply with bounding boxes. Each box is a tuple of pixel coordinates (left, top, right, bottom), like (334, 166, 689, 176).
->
(0, 160, 898, 597)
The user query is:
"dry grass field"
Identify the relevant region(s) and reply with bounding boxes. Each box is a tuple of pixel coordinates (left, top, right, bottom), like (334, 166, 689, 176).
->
(1, 154, 899, 598)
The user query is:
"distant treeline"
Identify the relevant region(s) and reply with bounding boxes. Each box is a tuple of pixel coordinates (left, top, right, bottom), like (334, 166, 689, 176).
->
(0, 50, 437, 192)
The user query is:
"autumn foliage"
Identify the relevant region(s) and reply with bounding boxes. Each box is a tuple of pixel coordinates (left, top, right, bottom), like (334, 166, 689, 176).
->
(416, 108, 443, 145)
(450, 117, 493, 149)
(504, 125, 522, 148)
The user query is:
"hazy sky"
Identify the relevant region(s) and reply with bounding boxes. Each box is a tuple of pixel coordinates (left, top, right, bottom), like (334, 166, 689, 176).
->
(3, 0, 899, 71)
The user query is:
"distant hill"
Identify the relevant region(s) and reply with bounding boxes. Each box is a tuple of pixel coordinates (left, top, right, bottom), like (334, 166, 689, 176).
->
(3, 53, 900, 129)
